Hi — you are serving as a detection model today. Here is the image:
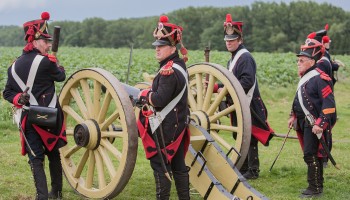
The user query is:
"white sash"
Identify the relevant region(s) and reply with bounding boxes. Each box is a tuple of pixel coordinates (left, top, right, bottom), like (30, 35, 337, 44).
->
(149, 63, 188, 133)
(296, 69, 319, 125)
(228, 49, 249, 72)
(228, 48, 256, 104)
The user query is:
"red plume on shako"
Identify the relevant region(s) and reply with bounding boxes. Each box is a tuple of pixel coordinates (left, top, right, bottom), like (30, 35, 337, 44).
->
(223, 14, 243, 41)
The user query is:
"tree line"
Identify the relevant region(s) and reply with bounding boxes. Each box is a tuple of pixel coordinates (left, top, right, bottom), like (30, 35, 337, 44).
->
(1, 1, 349, 54)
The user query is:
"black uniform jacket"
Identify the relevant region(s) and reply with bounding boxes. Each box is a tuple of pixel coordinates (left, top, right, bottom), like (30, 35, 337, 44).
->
(137, 51, 190, 161)
(3, 49, 67, 154)
(227, 44, 274, 146)
(291, 67, 337, 156)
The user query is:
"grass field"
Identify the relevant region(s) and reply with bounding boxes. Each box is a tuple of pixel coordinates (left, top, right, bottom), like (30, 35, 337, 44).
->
(0, 47, 349, 199)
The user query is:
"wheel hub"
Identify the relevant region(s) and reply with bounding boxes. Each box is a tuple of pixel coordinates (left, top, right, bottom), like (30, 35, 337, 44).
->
(74, 119, 101, 150)
(190, 110, 210, 131)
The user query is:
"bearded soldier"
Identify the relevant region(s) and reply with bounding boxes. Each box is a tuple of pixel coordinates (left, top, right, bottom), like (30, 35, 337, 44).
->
(216, 14, 274, 180)
(288, 38, 336, 198)
(3, 12, 66, 199)
(137, 15, 190, 200)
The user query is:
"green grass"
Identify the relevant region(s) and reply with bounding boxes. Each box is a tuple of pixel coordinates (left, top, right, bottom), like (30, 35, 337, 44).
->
(0, 47, 349, 199)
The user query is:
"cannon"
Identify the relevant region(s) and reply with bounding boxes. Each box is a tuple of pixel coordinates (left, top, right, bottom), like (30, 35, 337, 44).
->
(58, 50, 268, 199)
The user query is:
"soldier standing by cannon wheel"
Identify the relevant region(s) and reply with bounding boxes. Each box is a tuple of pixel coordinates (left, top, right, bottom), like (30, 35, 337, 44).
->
(215, 14, 274, 180)
(3, 12, 66, 199)
(137, 15, 191, 200)
(288, 38, 337, 198)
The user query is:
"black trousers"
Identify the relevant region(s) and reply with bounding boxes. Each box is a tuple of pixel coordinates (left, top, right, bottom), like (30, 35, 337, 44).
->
(150, 139, 190, 200)
(150, 139, 187, 175)
(25, 122, 64, 197)
(297, 118, 320, 157)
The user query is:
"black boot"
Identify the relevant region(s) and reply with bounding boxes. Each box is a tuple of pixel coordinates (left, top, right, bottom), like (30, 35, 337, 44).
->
(318, 158, 324, 192)
(300, 156, 323, 198)
(243, 139, 259, 180)
(154, 171, 171, 200)
(242, 168, 260, 180)
(48, 155, 63, 199)
(48, 190, 62, 199)
(174, 167, 190, 200)
(239, 157, 249, 176)
(29, 159, 48, 200)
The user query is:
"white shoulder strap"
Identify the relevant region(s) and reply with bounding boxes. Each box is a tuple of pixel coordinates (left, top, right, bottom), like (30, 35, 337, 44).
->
(228, 49, 249, 72)
(246, 77, 256, 104)
(227, 49, 255, 104)
(296, 69, 320, 125)
(149, 63, 188, 133)
(297, 69, 319, 91)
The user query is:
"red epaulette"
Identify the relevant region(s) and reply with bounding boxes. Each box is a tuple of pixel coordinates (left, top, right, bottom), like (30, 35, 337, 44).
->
(44, 53, 57, 63)
(316, 68, 331, 81)
(159, 60, 174, 76)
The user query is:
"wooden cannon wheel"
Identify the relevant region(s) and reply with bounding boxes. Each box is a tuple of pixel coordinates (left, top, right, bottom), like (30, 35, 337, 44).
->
(187, 63, 251, 169)
(58, 68, 138, 199)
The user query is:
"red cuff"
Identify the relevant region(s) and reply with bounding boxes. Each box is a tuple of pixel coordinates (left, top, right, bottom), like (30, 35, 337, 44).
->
(315, 117, 328, 129)
(140, 89, 150, 97)
(13, 93, 23, 108)
(213, 83, 219, 93)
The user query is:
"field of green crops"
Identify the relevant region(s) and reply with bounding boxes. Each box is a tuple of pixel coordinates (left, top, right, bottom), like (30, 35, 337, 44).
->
(1, 46, 350, 200)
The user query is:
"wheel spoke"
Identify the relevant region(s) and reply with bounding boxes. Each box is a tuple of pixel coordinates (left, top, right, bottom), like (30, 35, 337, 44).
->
(74, 149, 90, 178)
(209, 105, 236, 122)
(187, 88, 197, 111)
(80, 79, 94, 118)
(207, 86, 227, 115)
(62, 144, 81, 158)
(100, 139, 122, 160)
(62, 105, 84, 124)
(101, 130, 124, 138)
(202, 74, 216, 111)
(210, 131, 234, 150)
(66, 129, 74, 136)
(100, 110, 120, 131)
(93, 80, 102, 118)
(210, 123, 238, 132)
(97, 91, 112, 123)
(98, 145, 117, 178)
(86, 150, 95, 189)
(70, 87, 89, 120)
(95, 150, 106, 188)
(195, 73, 204, 110)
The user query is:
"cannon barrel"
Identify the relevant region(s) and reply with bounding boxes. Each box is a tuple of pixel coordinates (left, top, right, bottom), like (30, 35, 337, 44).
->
(121, 83, 142, 106)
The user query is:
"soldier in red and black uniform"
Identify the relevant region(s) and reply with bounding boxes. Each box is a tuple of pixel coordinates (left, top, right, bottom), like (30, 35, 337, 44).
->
(288, 38, 336, 198)
(322, 35, 340, 85)
(307, 24, 340, 168)
(217, 14, 274, 180)
(307, 24, 339, 86)
(137, 15, 190, 200)
(3, 12, 66, 199)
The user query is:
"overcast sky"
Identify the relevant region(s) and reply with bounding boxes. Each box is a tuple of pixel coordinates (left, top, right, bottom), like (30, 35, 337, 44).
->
(0, 0, 349, 26)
